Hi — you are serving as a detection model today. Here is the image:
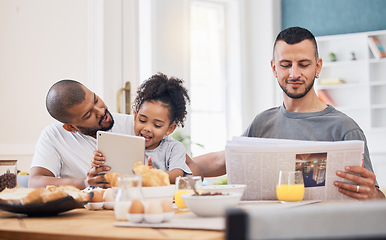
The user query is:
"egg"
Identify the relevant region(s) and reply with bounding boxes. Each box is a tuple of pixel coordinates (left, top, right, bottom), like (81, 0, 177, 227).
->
(103, 188, 115, 202)
(161, 199, 173, 213)
(129, 199, 145, 214)
(90, 189, 105, 203)
(146, 200, 163, 214)
(144, 200, 164, 223)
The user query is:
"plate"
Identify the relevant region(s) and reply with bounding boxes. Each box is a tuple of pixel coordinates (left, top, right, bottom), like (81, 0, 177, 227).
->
(0, 192, 92, 217)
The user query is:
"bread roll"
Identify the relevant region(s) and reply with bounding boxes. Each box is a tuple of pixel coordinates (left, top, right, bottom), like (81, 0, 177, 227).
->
(52, 185, 90, 202)
(133, 162, 170, 187)
(0, 185, 90, 205)
(0, 186, 35, 204)
(105, 172, 120, 187)
(41, 189, 69, 203)
(21, 188, 46, 205)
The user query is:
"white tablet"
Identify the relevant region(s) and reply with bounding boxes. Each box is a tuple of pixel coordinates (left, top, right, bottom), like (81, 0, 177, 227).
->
(97, 131, 145, 175)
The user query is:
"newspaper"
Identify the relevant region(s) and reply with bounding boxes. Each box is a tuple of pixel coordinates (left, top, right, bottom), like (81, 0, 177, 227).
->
(225, 137, 364, 201)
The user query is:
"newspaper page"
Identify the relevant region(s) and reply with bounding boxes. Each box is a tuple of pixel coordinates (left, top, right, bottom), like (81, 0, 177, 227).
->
(225, 137, 364, 201)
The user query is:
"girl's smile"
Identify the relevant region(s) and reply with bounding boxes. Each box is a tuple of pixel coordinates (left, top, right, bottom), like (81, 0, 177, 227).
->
(134, 101, 176, 150)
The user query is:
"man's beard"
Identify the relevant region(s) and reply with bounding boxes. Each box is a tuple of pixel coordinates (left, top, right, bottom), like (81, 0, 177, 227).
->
(77, 109, 114, 137)
(279, 78, 315, 99)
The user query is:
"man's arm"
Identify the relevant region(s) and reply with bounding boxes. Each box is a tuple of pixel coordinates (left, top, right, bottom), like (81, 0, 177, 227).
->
(29, 167, 86, 189)
(186, 154, 201, 177)
(192, 150, 226, 177)
(29, 166, 111, 189)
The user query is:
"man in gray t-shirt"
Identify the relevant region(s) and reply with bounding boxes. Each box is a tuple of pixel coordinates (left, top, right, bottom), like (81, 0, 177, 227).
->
(193, 27, 384, 200)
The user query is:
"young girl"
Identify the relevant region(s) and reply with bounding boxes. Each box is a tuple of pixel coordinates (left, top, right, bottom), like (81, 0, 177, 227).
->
(93, 73, 191, 184)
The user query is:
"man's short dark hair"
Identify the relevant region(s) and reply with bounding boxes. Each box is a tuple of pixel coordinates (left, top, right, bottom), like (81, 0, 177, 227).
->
(273, 26, 319, 60)
(46, 80, 86, 123)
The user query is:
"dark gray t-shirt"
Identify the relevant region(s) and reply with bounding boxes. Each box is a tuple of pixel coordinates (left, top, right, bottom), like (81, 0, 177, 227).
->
(242, 104, 375, 176)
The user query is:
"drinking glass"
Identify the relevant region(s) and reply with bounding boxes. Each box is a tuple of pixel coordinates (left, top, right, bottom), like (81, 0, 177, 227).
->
(174, 176, 202, 210)
(276, 170, 305, 202)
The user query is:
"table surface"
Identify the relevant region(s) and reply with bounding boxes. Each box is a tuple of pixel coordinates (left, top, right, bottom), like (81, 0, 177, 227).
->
(0, 208, 224, 240)
(0, 200, 362, 240)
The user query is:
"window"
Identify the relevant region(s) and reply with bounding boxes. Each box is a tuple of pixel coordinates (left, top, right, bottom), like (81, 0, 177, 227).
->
(135, 0, 242, 157)
(190, 0, 242, 156)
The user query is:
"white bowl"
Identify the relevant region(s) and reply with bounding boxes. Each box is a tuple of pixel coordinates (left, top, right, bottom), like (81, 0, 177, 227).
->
(202, 184, 246, 200)
(181, 192, 242, 217)
(141, 185, 175, 202)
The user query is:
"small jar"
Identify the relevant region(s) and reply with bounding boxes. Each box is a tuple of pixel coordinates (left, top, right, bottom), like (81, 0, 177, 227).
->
(114, 175, 145, 221)
(0, 160, 17, 192)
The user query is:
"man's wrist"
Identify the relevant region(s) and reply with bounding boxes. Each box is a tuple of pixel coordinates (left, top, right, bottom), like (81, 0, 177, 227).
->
(376, 186, 385, 199)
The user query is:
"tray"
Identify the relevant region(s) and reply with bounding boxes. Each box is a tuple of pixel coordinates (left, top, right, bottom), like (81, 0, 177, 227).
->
(0, 193, 92, 217)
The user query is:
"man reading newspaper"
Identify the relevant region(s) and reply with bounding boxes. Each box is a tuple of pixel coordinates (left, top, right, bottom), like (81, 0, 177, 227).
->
(193, 27, 384, 200)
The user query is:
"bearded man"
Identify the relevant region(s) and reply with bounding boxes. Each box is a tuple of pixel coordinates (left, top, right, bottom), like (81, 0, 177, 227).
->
(193, 27, 385, 200)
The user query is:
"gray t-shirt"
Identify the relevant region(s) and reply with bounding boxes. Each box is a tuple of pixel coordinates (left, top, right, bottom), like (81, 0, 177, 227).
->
(145, 135, 192, 175)
(242, 104, 375, 176)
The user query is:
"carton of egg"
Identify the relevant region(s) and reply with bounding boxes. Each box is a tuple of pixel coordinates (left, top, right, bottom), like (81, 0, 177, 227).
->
(84, 189, 105, 210)
(126, 199, 174, 223)
(85, 188, 116, 210)
(84, 187, 175, 223)
(102, 188, 116, 209)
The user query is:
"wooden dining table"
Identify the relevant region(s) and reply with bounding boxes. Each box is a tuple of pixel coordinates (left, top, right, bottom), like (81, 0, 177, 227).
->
(0, 208, 224, 240)
(4, 199, 385, 240)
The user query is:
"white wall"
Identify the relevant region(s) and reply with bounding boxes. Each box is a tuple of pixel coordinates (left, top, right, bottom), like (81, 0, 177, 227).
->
(240, 0, 281, 128)
(0, 0, 140, 171)
(0, 0, 89, 171)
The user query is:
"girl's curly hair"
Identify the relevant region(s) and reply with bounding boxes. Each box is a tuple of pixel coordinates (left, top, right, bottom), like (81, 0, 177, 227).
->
(133, 72, 190, 128)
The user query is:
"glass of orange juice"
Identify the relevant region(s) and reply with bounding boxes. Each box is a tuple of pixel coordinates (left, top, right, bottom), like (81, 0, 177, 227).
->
(276, 170, 305, 202)
(174, 176, 202, 210)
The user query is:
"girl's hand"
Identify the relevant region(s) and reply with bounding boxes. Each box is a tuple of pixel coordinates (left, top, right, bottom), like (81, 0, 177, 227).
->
(132, 157, 154, 174)
(92, 150, 106, 168)
(147, 157, 154, 169)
